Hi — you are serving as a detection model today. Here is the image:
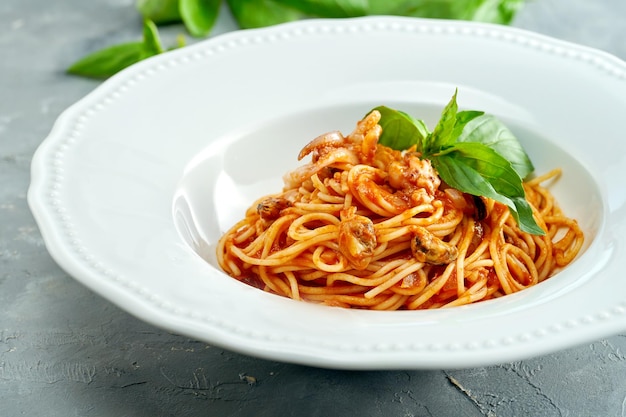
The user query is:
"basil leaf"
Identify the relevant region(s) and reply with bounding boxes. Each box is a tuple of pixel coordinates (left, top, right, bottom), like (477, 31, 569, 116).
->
(435, 152, 544, 235)
(368, 0, 524, 24)
(368, 0, 456, 18)
(136, 0, 182, 24)
(143, 19, 165, 55)
(432, 153, 506, 204)
(434, 142, 524, 200)
(451, 110, 484, 141)
(180, 0, 221, 37)
(428, 89, 459, 151)
(471, 0, 526, 25)
(374, 106, 429, 151)
(510, 196, 545, 235)
(429, 92, 485, 151)
(67, 20, 165, 79)
(457, 114, 534, 179)
(432, 142, 544, 235)
(276, 0, 368, 17)
(67, 42, 147, 79)
(226, 0, 302, 29)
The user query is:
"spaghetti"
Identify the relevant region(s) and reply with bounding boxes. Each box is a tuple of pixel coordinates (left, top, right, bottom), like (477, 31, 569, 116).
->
(216, 110, 584, 310)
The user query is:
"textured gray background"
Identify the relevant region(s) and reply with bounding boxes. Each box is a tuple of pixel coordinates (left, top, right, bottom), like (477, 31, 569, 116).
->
(2, 0, 626, 416)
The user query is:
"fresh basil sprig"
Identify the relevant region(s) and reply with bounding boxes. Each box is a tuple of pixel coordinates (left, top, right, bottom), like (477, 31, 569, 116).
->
(67, 0, 527, 79)
(67, 20, 177, 79)
(373, 91, 544, 235)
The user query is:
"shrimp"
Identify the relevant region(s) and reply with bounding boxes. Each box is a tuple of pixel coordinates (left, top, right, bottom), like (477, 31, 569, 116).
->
(347, 110, 381, 143)
(387, 153, 441, 196)
(337, 206, 377, 270)
(347, 165, 410, 217)
(284, 128, 364, 190)
(283, 147, 360, 190)
(285, 110, 389, 191)
(347, 110, 382, 163)
(410, 225, 458, 265)
(297, 130, 345, 161)
(285, 110, 440, 214)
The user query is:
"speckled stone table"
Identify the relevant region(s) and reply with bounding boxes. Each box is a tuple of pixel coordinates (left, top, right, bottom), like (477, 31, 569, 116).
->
(2, 1, 626, 416)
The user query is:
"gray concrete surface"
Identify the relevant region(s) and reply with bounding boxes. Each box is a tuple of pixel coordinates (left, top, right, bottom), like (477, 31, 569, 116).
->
(2, 0, 626, 416)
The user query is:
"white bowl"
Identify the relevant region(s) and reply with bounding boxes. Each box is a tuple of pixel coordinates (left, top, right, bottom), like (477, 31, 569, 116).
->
(29, 16, 626, 369)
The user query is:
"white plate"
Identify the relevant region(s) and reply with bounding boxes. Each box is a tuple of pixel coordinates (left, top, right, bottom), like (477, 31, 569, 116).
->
(29, 16, 626, 370)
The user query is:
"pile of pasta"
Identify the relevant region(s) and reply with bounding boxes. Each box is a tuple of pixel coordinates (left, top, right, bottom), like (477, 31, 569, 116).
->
(216, 111, 584, 310)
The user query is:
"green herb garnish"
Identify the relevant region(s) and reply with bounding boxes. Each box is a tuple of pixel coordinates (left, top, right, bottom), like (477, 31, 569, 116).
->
(373, 90, 544, 235)
(226, 0, 304, 29)
(67, 0, 527, 79)
(179, 0, 222, 37)
(67, 20, 171, 79)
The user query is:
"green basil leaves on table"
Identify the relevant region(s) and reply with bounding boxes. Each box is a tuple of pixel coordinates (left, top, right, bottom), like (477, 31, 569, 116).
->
(136, 0, 181, 23)
(180, 0, 222, 36)
(67, 0, 527, 79)
(226, 0, 303, 29)
(67, 20, 165, 79)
